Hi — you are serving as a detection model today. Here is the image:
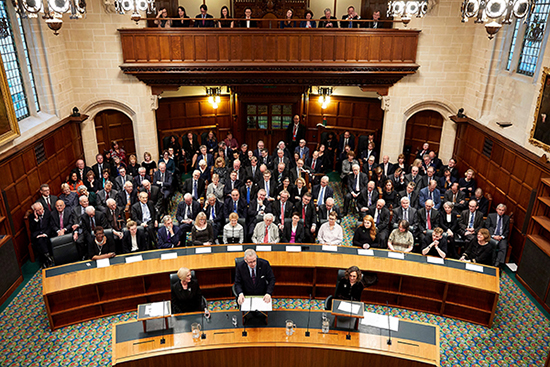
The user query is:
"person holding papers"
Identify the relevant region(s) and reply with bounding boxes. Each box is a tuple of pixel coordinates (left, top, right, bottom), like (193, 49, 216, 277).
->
(335, 266, 364, 301)
(171, 267, 209, 316)
(317, 212, 343, 245)
(459, 228, 493, 265)
(235, 249, 276, 306)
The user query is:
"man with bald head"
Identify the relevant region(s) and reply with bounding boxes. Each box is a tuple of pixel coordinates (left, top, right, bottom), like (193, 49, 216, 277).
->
(50, 200, 73, 237)
(415, 199, 440, 248)
(367, 199, 390, 246)
(71, 159, 92, 182)
(29, 202, 54, 267)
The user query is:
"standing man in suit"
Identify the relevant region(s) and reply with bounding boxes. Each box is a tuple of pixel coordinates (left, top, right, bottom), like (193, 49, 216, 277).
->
(312, 176, 334, 207)
(235, 249, 276, 305)
(341, 6, 360, 28)
(38, 184, 58, 213)
(485, 204, 510, 267)
(194, 4, 214, 27)
(458, 200, 484, 242)
(343, 164, 367, 216)
(30, 202, 54, 267)
(286, 115, 306, 153)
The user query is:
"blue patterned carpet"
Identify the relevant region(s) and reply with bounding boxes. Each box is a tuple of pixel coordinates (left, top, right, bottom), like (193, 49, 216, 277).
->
(1, 174, 549, 366)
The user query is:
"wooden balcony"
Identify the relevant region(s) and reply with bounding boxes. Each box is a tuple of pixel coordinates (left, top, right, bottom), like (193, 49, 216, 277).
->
(118, 28, 421, 91)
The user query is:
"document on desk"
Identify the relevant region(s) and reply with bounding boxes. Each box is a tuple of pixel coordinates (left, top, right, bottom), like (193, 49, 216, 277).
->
(240, 297, 272, 312)
(125, 255, 143, 263)
(388, 252, 405, 259)
(145, 302, 165, 317)
(256, 245, 272, 252)
(227, 245, 243, 252)
(96, 258, 110, 268)
(361, 311, 399, 332)
(465, 263, 484, 273)
(322, 245, 338, 252)
(357, 249, 374, 256)
(161, 252, 178, 260)
(338, 301, 361, 314)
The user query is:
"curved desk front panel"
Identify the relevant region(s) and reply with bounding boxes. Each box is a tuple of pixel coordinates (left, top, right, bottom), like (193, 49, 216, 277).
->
(42, 244, 499, 330)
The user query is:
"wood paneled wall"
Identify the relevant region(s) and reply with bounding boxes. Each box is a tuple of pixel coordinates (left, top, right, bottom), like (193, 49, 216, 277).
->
(0, 122, 84, 263)
(452, 117, 550, 263)
(156, 95, 233, 146)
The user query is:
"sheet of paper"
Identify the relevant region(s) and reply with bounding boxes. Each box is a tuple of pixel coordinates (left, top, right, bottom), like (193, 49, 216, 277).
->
(286, 246, 301, 252)
(195, 247, 212, 254)
(227, 245, 243, 252)
(96, 258, 110, 268)
(147, 302, 165, 317)
(388, 252, 405, 259)
(426, 256, 444, 265)
(361, 311, 399, 332)
(125, 255, 143, 263)
(255, 245, 272, 252)
(465, 263, 484, 273)
(337, 301, 361, 314)
(357, 249, 374, 256)
(161, 252, 178, 260)
(322, 245, 338, 252)
(240, 297, 273, 312)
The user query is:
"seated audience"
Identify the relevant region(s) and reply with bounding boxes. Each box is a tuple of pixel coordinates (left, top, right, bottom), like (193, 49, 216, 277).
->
(473, 188, 489, 217)
(207, 173, 225, 202)
(439, 168, 456, 193)
(281, 212, 305, 243)
(218, 5, 234, 28)
(381, 179, 399, 209)
(203, 194, 224, 240)
(317, 212, 343, 245)
(439, 201, 459, 258)
(126, 154, 140, 178)
(172, 6, 191, 27)
(299, 10, 316, 28)
(50, 200, 73, 237)
(485, 203, 510, 267)
(387, 220, 414, 252)
(458, 200, 484, 243)
(87, 227, 116, 261)
(224, 189, 247, 219)
(252, 213, 279, 244)
(239, 7, 257, 28)
(194, 4, 215, 28)
(38, 184, 57, 213)
(319, 8, 338, 28)
(392, 196, 417, 234)
(59, 183, 79, 208)
(184, 170, 206, 201)
(312, 176, 334, 206)
(444, 182, 467, 212)
(141, 151, 157, 176)
(29, 202, 54, 267)
(280, 9, 297, 28)
(176, 193, 201, 241)
(85, 170, 100, 193)
(160, 150, 176, 173)
(191, 212, 214, 246)
(155, 8, 171, 28)
(460, 228, 493, 265)
(157, 216, 181, 249)
(419, 179, 441, 210)
(416, 199, 440, 246)
(223, 212, 244, 244)
(341, 5, 360, 28)
(353, 215, 379, 249)
(458, 169, 476, 198)
(318, 197, 341, 225)
(124, 220, 149, 252)
(421, 227, 448, 258)
(366, 199, 390, 245)
(171, 267, 209, 316)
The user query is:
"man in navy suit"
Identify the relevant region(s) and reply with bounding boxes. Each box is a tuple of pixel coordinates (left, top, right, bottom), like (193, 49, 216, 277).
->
(418, 180, 441, 210)
(194, 4, 214, 27)
(195, 145, 214, 169)
(183, 170, 206, 201)
(153, 162, 173, 200)
(157, 215, 182, 249)
(485, 203, 511, 267)
(203, 194, 225, 240)
(294, 139, 310, 162)
(133, 167, 150, 189)
(312, 176, 334, 206)
(224, 189, 247, 219)
(176, 193, 201, 243)
(50, 200, 73, 236)
(234, 249, 276, 305)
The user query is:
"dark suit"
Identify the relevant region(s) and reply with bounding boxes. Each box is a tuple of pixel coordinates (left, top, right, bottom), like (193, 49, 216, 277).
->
(317, 205, 342, 224)
(50, 208, 73, 234)
(92, 162, 114, 181)
(224, 197, 247, 219)
(113, 175, 132, 192)
(415, 208, 440, 246)
(293, 200, 317, 242)
(96, 189, 118, 210)
(444, 190, 467, 212)
(106, 206, 125, 231)
(439, 176, 457, 193)
(239, 18, 258, 28)
(392, 206, 417, 230)
(38, 195, 58, 213)
(418, 187, 441, 210)
(404, 173, 423, 192)
(234, 258, 276, 297)
(340, 14, 360, 28)
(258, 155, 274, 170)
(257, 178, 276, 200)
(272, 200, 294, 226)
(71, 166, 92, 182)
(122, 229, 148, 253)
(131, 201, 157, 226)
(281, 221, 305, 243)
(157, 225, 182, 249)
(306, 157, 323, 174)
(194, 13, 214, 27)
(319, 15, 338, 28)
(29, 211, 53, 262)
(366, 205, 390, 244)
(132, 174, 150, 189)
(458, 209, 484, 241)
(115, 189, 138, 210)
(311, 184, 334, 206)
(81, 211, 109, 235)
(357, 188, 379, 212)
(175, 200, 201, 225)
(286, 123, 306, 151)
(440, 165, 460, 180)
(152, 170, 173, 199)
(240, 184, 258, 205)
(203, 201, 225, 239)
(246, 199, 272, 238)
(475, 196, 489, 217)
(183, 178, 206, 200)
(398, 189, 420, 209)
(344, 172, 368, 213)
(485, 213, 510, 266)
(245, 166, 262, 184)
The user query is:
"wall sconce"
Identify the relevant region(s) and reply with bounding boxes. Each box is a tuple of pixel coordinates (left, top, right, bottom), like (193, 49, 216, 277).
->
(318, 87, 332, 109)
(206, 87, 221, 109)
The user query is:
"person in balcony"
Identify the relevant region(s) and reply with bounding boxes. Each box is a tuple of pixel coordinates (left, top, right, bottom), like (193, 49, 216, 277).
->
(155, 8, 171, 28)
(194, 4, 214, 28)
(319, 8, 338, 28)
(218, 6, 234, 28)
(341, 6, 360, 28)
(280, 9, 297, 28)
(299, 10, 316, 28)
(239, 7, 257, 28)
(172, 6, 191, 28)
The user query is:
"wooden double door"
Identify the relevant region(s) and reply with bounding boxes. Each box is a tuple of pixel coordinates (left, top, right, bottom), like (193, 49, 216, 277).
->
(244, 102, 298, 153)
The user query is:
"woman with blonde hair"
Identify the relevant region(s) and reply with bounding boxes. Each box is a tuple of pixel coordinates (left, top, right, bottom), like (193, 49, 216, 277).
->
(191, 212, 214, 246)
(171, 266, 210, 316)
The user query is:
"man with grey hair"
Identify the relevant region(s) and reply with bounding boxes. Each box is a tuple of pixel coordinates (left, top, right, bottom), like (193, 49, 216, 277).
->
(252, 213, 279, 244)
(158, 215, 182, 248)
(312, 176, 334, 207)
(105, 198, 125, 231)
(415, 199, 440, 248)
(133, 167, 149, 189)
(183, 169, 205, 201)
(203, 193, 224, 241)
(485, 203, 510, 267)
(343, 164, 367, 216)
(176, 193, 201, 245)
(96, 180, 118, 212)
(234, 248, 276, 306)
(392, 196, 417, 233)
(29, 202, 54, 267)
(367, 199, 390, 246)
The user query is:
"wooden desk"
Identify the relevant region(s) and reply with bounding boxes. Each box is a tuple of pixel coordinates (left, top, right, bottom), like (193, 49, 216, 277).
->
(112, 310, 440, 367)
(42, 244, 499, 330)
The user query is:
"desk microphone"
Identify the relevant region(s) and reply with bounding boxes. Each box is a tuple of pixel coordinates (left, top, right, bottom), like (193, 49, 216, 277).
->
(201, 311, 206, 340)
(242, 297, 251, 337)
(160, 299, 166, 345)
(346, 297, 353, 340)
(386, 301, 392, 345)
(305, 294, 312, 337)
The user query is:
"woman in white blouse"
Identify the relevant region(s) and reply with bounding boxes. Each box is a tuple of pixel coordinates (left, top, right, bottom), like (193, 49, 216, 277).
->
(223, 212, 244, 244)
(317, 212, 343, 246)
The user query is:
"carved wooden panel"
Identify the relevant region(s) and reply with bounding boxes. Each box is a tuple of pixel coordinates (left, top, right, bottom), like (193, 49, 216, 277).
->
(0, 123, 83, 264)
(453, 118, 550, 263)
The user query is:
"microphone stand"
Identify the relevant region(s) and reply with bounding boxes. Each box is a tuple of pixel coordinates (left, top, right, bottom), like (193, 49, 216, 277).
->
(160, 299, 166, 344)
(386, 300, 392, 345)
(346, 297, 353, 340)
(305, 294, 312, 337)
(201, 311, 206, 340)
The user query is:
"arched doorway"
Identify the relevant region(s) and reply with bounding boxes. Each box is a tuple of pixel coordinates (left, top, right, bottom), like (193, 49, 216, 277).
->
(94, 109, 136, 158)
(403, 110, 443, 164)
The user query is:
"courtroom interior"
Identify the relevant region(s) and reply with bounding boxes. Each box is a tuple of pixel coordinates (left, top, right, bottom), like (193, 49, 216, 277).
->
(0, 0, 550, 365)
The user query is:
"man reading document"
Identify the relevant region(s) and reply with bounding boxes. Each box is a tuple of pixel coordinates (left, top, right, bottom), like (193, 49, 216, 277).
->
(235, 249, 276, 306)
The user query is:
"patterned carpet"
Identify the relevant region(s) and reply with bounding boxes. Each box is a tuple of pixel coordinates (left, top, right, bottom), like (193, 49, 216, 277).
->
(1, 173, 549, 366)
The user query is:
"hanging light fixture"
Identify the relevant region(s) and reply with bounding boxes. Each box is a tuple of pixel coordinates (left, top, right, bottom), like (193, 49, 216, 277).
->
(460, 0, 535, 39)
(11, 0, 86, 35)
(206, 87, 221, 109)
(387, 0, 429, 25)
(318, 87, 332, 109)
(108, 0, 156, 24)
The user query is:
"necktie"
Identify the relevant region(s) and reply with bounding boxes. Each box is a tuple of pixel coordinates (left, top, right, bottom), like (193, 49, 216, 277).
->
(429, 191, 432, 201)
(247, 187, 251, 204)
(368, 191, 372, 206)
(266, 182, 270, 198)
(252, 268, 256, 285)
(167, 228, 171, 239)
(469, 213, 474, 227)
(161, 172, 164, 182)
(252, 167, 256, 177)
(187, 205, 191, 218)
(234, 201, 237, 213)
(202, 15, 205, 25)
(427, 210, 432, 230)
(319, 187, 325, 206)
(91, 217, 95, 230)
(453, 193, 457, 203)
(496, 216, 502, 236)
(293, 125, 297, 139)
(212, 206, 215, 220)
(404, 209, 408, 222)
(193, 180, 198, 199)
(46, 197, 51, 211)
(312, 160, 316, 170)
(281, 203, 285, 224)
(375, 210, 380, 224)
(60, 212, 64, 230)
(99, 164, 102, 173)
(355, 175, 359, 192)
(231, 181, 235, 190)
(348, 20, 352, 28)
(302, 207, 306, 222)
(106, 191, 109, 200)
(264, 226, 269, 243)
